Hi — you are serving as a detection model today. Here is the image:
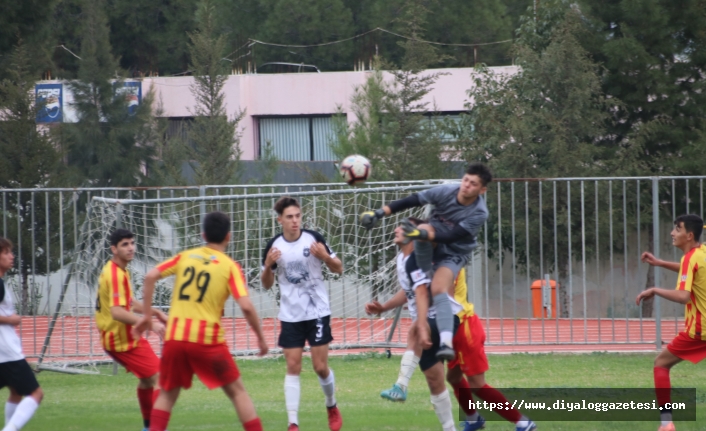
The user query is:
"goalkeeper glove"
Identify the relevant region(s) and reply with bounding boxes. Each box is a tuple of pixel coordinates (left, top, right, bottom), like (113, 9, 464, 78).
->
(401, 218, 429, 240)
(360, 208, 385, 230)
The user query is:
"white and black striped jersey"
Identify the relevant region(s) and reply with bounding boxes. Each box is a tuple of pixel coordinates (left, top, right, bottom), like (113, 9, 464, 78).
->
(262, 229, 336, 322)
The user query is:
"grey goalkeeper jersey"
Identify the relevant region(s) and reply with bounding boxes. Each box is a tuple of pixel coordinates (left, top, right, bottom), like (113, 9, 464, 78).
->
(417, 183, 489, 256)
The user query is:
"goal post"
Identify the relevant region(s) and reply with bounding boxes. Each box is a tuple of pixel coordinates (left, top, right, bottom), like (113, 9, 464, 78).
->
(36, 183, 456, 369)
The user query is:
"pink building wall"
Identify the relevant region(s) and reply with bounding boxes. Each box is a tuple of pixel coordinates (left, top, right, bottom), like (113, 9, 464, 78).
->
(142, 66, 518, 160)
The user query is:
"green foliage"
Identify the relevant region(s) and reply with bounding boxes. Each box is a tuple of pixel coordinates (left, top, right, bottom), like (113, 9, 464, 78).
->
(259, 141, 280, 185)
(59, 0, 158, 187)
(0, 0, 57, 79)
(184, 0, 244, 185)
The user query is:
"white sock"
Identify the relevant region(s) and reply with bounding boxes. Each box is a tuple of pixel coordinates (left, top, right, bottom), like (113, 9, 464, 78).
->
(284, 374, 300, 425)
(430, 390, 456, 431)
(395, 351, 420, 391)
(3, 397, 38, 431)
(318, 369, 336, 408)
(440, 331, 454, 346)
(4, 403, 18, 426)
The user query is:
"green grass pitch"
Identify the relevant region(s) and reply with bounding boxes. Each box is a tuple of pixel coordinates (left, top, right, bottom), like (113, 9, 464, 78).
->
(10, 352, 706, 430)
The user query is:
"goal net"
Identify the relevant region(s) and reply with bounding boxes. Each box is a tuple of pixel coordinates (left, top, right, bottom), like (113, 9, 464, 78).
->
(36, 183, 450, 370)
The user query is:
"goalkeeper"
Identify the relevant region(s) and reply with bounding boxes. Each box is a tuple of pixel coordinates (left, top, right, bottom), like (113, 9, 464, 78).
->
(360, 163, 491, 360)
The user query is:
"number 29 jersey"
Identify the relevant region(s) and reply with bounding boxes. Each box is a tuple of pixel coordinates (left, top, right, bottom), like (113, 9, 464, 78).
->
(157, 246, 249, 345)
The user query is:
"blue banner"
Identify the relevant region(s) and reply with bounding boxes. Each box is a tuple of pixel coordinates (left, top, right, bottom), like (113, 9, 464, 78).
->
(35, 83, 63, 123)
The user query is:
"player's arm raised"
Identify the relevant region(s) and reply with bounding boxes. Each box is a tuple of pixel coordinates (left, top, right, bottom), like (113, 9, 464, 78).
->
(236, 296, 269, 356)
(365, 289, 407, 315)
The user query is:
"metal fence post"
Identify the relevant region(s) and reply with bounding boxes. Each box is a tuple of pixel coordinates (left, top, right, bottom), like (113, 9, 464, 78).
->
(652, 177, 661, 351)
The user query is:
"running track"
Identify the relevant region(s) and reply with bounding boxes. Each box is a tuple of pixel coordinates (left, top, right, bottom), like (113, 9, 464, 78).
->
(17, 316, 677, 363)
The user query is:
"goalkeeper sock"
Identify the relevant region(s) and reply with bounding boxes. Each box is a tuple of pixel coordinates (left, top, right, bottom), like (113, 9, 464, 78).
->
(433, 293, 454, 346)
(396, 351, 419, 392)
(414, 240, 434, 274)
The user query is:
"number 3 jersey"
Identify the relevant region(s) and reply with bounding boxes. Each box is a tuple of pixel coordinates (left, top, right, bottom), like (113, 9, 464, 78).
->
(262, 229, 336, 322)
(157, 246, 249, 345)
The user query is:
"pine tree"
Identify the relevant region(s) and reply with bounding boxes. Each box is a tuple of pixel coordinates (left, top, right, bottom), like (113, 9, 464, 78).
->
(185, 0, 244, 185)
(61, 0, 157, 187)
(0, 40, 64, 314)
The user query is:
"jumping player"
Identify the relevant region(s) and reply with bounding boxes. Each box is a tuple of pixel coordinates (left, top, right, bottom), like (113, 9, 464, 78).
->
(95, 229, 168, 431)
(360, 163, 491, 360)
(636, 215, 706, 431)
(0, 237, 43, 431)
(134, 211, 268, 431)
(261, 196, 344, 431)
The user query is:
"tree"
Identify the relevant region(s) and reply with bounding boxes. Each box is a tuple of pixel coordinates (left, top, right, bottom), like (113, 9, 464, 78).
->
(0, 40, 64, 314)
(257, 0, 355, 72)
(184, 0, 244, 185)
(0, 0, 57, 80)
(453, 1, 643, 317)
(60, 0, 157, 187)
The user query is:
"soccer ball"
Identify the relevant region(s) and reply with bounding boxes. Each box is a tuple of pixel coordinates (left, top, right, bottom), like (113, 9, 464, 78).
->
(339, 155, 371, 186)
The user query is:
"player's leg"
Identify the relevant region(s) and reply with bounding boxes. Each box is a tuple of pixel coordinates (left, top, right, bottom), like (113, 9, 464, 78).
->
(222, 378, 263, 431)
(1, 360, 42, 431)
(467, 373, 536, 431)
(446, 366, 484, 431)
(309, 316, 341, 431)
(422, 362, 456, 431)
(137, 374, 159, 431)
(654, 345, 684, 431)
(4, 388, 21, 426)
(283, 347, 304, 430)
(150, 387, 180, 431)
(429, 265, 457, 359)
(125, 339, 162, 431)
(381, 324, 421, 402)
(149, 341, 193, 431)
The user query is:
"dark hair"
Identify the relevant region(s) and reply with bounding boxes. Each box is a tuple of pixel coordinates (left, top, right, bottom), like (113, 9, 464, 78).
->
(274, 196, 300, 216)
(0, 237, 13, 254)
(465, 163, 493, 187)
(203, 211, 231, 243)
(109, 229, 134, 247)
(674, 214, 704, 241)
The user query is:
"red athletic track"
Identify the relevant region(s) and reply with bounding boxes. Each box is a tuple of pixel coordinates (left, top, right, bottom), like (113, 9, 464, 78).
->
(17, 316, 679, 363)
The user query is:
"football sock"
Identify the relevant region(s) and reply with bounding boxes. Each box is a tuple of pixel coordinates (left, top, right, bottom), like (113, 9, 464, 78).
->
(242, 417, 263, 431)
(396, 351, 420, 391)
(318, 369, 337, 408)
(430, 390, 456, 431)
(284, 374, 301, 425)
(475, 384, 522, 423)
(137, 387, 154, 428)
(152, 388, 160, 406)
(432, 293, 454, 346)
(452, 378, 476, 417)
(2, 397, 38, 431)
(4, 403, 17, 426)
(654, 367, 672, 425)
(149, 409, 170, 431)
(414, 240, 434, 273)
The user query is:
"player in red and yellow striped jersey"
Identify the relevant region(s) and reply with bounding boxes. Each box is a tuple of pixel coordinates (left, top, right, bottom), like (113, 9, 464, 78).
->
(133, 212, 268, 431)
(95, 229, 168, 431)
(636, 215, 706, 431)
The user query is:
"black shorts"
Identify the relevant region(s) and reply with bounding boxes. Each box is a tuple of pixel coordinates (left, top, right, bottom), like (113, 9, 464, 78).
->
(419, 315, 461, 372)
(0, 359, 40, 395)
(278, 315, 334, 349)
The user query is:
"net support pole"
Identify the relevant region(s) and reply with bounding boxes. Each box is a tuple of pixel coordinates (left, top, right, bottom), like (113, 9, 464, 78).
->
(199, 186, 206, 227)
(36, 206, 92, 370)
(385, 306, 403, 357)
(652, 177, 661, 351)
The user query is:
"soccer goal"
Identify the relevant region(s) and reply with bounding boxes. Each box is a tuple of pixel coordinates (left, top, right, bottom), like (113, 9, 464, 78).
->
(36, 182, 452, 371)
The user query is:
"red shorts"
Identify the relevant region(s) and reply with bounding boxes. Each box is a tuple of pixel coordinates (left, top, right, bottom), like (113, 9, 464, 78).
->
(107, 338, 160, 379)
(159, 340, 240, 391)
(667, 332, 706, 364)
(448, 314, 489, 376)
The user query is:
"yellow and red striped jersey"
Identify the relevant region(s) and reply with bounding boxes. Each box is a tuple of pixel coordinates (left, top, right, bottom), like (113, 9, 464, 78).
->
(453, 268, 475, 318)
(95, 261, 139, 352)
(158, 246, 248, 345)
(676, 245, 706, 340)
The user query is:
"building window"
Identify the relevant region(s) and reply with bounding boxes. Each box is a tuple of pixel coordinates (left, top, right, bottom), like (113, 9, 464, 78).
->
(257, 116, 337, 161)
